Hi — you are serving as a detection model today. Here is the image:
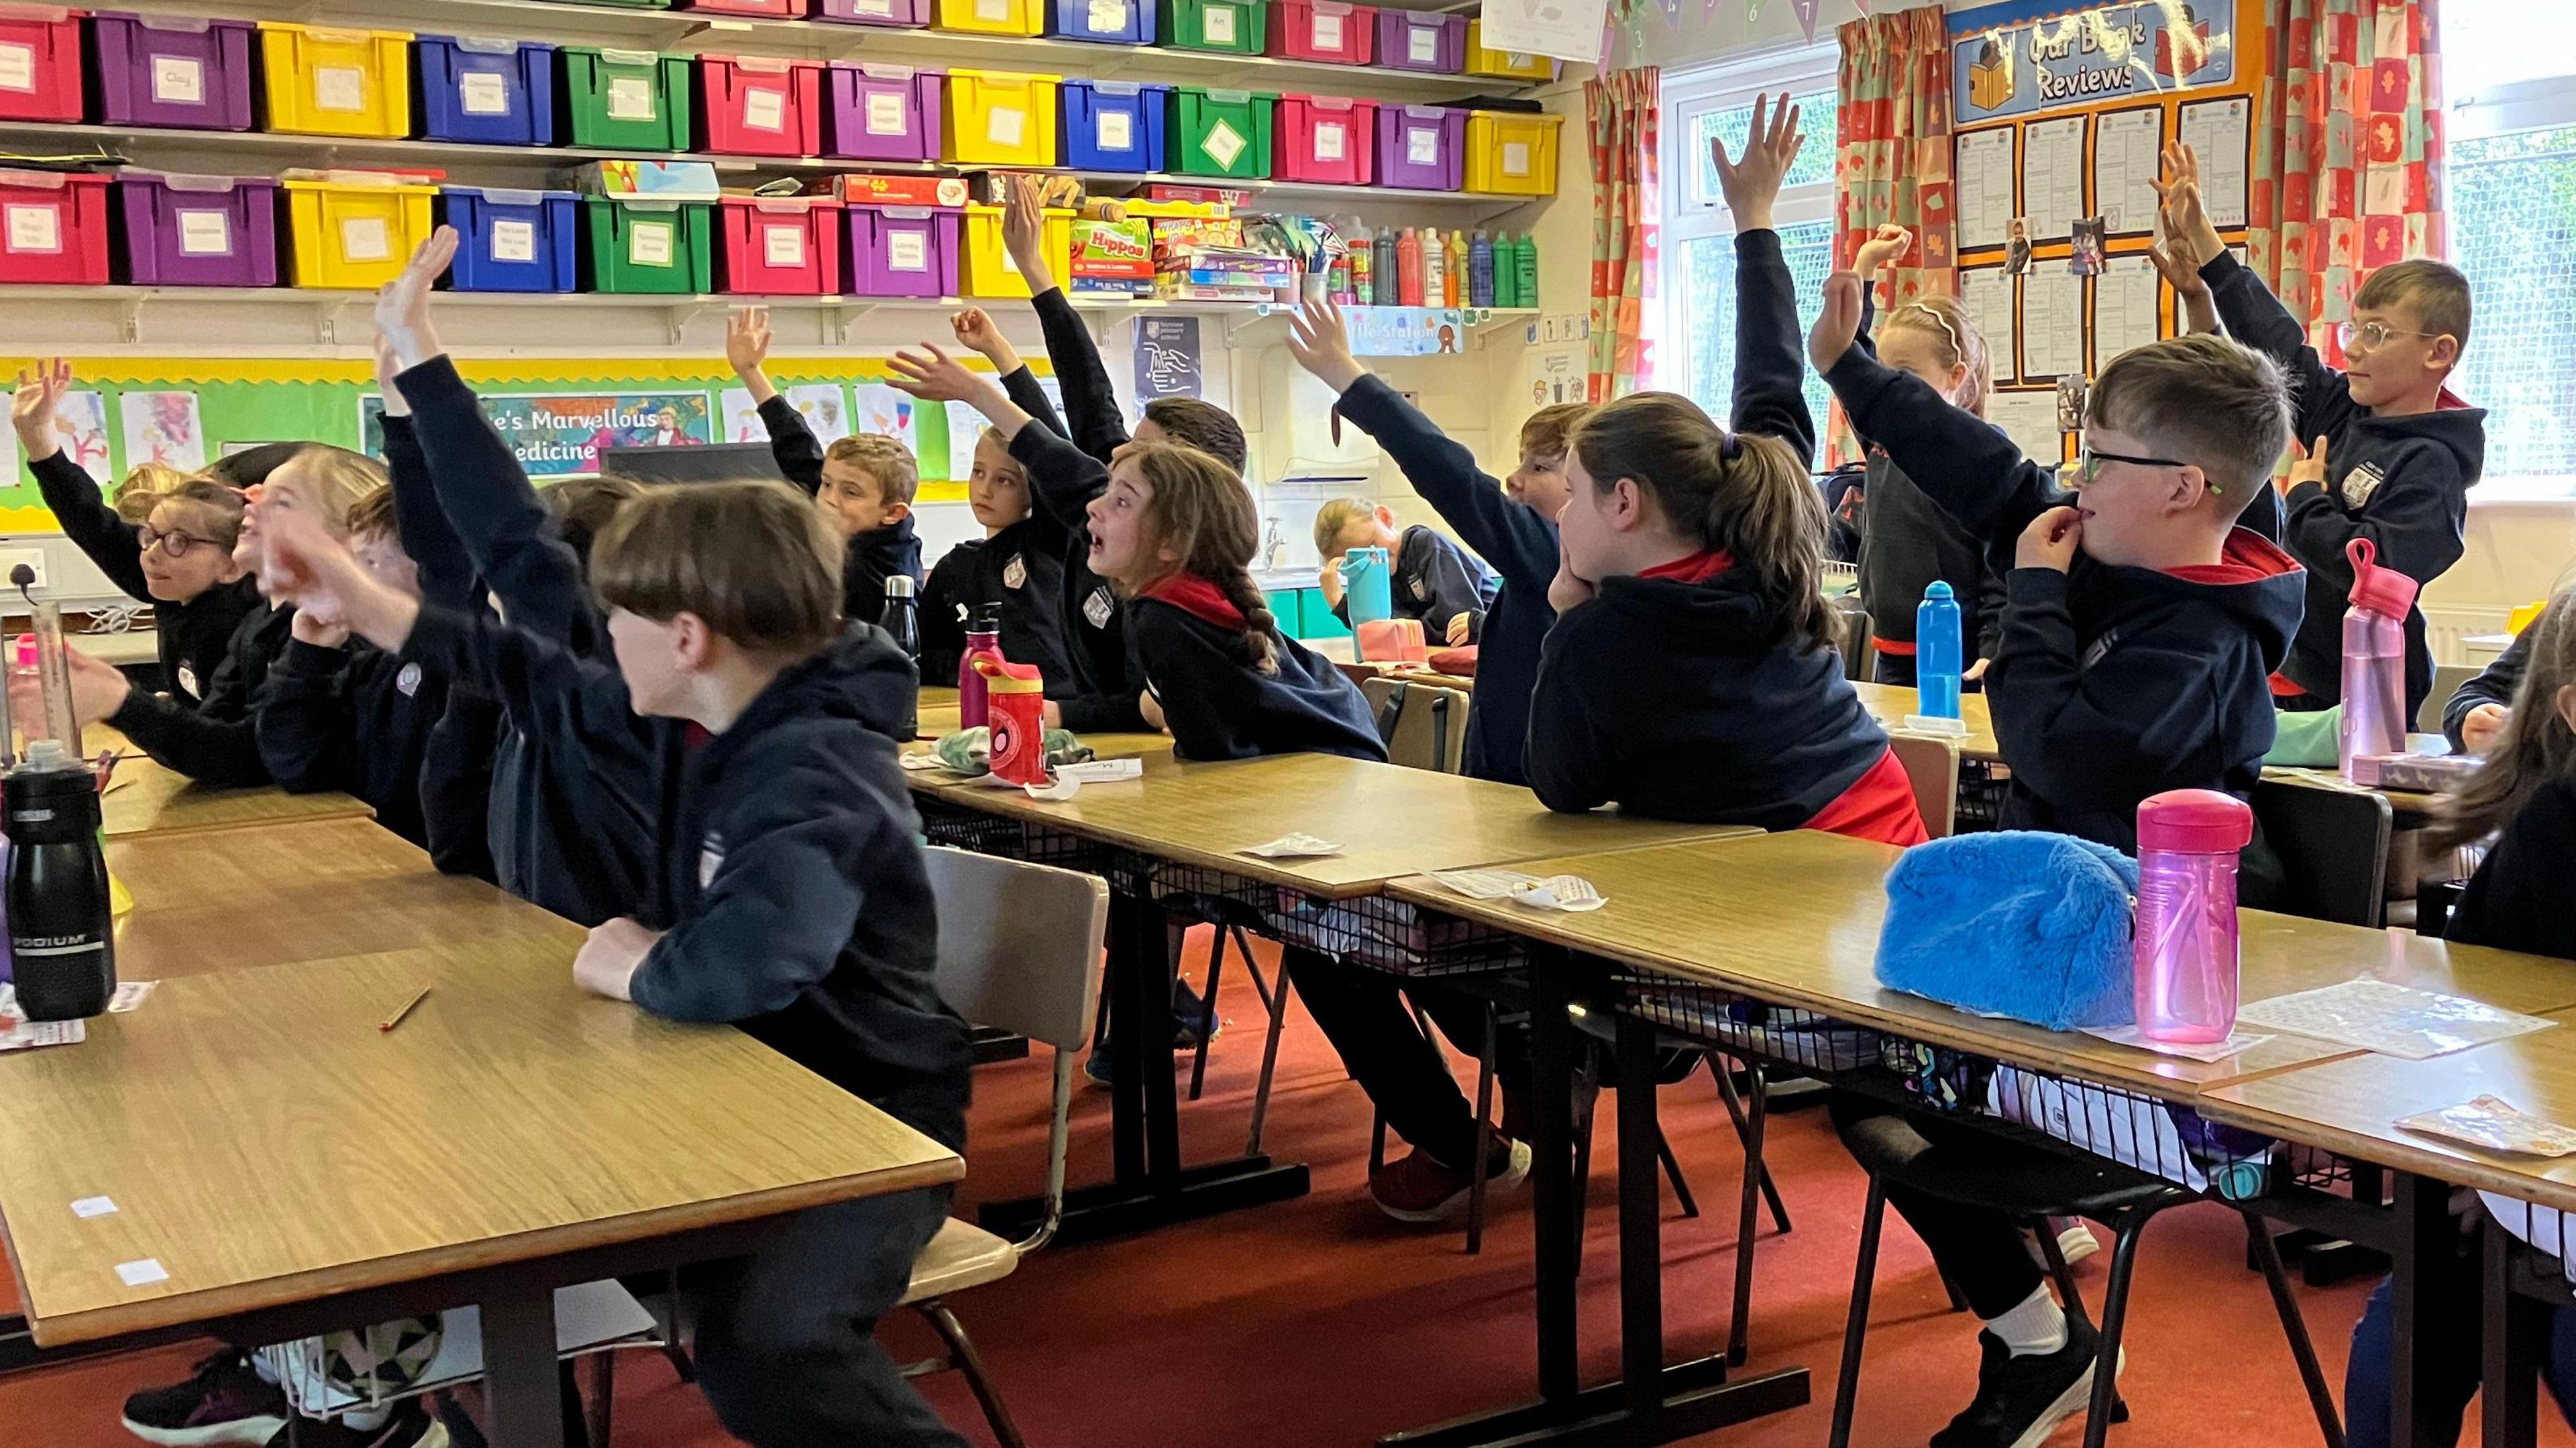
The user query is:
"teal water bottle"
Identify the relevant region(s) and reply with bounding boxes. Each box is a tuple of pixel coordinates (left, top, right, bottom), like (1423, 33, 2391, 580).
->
(1917, 580, 1962, 719)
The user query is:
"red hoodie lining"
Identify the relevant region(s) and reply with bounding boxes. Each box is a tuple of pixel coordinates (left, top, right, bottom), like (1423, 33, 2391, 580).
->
(2161, 530, 2300, 586)
(1143, 573, 1246, 630)
(1638, 549, 1735, 586)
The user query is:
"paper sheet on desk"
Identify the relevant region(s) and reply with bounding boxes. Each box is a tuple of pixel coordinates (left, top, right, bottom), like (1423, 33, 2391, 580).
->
(1426, 869, 1607, 912)
(1243, 834, 1344, 860)
(2080, 1023, 2274, 1063)
(2398, 1095, 2576, 1158)
(2237, 979, 2558, 1060)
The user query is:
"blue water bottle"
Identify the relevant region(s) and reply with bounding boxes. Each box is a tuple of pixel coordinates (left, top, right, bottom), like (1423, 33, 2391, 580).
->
(1916, 580, 1963, 720)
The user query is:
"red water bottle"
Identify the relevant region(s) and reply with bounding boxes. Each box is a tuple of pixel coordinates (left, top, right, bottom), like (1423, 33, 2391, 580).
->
(977, 657, 1049, 786)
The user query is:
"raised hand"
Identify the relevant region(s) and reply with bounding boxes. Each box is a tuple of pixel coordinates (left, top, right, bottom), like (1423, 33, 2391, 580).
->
(948, 306, 1021, 374)
(373, 335, 411, 419)
(725, 307, 773, 378)
(2285, 435, 2329, 496)
(2151, 140, 2223, 271)
(1001, 174, 1057, 293)
(373, 227, 459, 370)
(256, 504, 418, 651)
(10, 357, 70, 462)
(884, 343, 995, 408)
(1809, 271, 1866, 374)
(1852, 224, 1913, 276)
(1284, 296, 1365, 393)
(1711, 91, 1805, 232)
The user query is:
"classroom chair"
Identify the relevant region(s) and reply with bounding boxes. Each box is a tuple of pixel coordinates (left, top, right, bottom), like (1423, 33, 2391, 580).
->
(1887, 733, 1962, 840)
(1829, 597, 1876, 683)
(2420, 663, 2479, 734)
(901, 846, 1110, 1448)
(2250, 780, 2393, 928)
(1828, 1107, 2345, 1448)
(1363, 677, 1471, 774)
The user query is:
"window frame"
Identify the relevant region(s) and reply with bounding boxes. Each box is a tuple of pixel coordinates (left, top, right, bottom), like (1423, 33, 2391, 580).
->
(1657, 40, 1841, 399)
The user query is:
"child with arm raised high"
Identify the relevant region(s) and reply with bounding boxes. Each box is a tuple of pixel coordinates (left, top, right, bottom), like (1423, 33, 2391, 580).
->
(256, 483, 972, 1448)
(2160, 140, 2479, 713)
(1525, 95, 1927, 845)
(12, 359, 260, 709)
(1285, 294, 1579, 785)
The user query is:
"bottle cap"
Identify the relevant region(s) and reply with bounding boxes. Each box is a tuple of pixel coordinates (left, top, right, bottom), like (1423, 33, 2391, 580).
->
(22, 738, 68, 770)
(2346, 537, 2420, 620)
(1923, 580, 1953, 600)
(884, 575, 916, 598)
(2136, 788, 2254, 852)
(975, 657, 1044, 692)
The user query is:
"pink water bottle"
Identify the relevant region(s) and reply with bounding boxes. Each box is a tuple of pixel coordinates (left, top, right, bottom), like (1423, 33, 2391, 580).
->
(2133, 789, 2255, 1044)
(2339, 537, 2418, 781)
(958, 605, 1006, 731)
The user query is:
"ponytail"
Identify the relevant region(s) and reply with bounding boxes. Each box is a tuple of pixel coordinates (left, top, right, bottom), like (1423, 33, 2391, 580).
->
(1568, 392, 1834, 655)
(1123, 443, 1279, 675)
(2427, 592, 2576, 852)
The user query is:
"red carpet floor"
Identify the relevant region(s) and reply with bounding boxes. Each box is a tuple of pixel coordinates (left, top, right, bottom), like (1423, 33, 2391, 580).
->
(4, 928, 2561, 1447)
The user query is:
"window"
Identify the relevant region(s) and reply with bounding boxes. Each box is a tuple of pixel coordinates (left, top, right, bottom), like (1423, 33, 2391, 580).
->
(1659, 43, 1839, 437)
(2444, 0, 2576, 492)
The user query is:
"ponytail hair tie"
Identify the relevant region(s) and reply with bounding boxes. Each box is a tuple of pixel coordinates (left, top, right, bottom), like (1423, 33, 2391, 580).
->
(1720, 431, 1743, 461)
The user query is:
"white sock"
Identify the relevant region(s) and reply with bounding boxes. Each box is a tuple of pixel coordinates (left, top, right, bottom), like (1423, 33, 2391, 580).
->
(1987, 1284, 2068, 1357)
(341, 1402, 393, 1433)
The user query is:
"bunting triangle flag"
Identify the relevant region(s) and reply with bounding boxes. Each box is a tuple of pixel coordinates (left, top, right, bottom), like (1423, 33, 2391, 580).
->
(1792, 0, 1823, 40)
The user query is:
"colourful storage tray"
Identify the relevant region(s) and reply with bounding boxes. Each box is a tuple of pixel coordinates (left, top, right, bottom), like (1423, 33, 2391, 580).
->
(1046, 0, 1152, 43)
(283, 172, 438, 288)
(561, 48, 692, 151)
(698, 54, 824, 157)
(1275, 93, 1373, 184)
(114, 171, 277, 286)
(1375, 9, 1462, 72)
(0, 169, 107, 283)
(1462, 109, 1560, 195)
(1267, 0, 1371, 63)
(942, 68, 1058, 167)
(1165, 87, 1273, 179)
(936, 0, 1042, 36)
(91, 13, 257, 130)
(441, 186, 580, 292)
(260, 23, 413, 139)
(414, 35, 555, 146)
(679, 0, 805, 12)
(1157, 0, 1263, 54)
(1062, 79, 1167, 172)
(847, 203, 961, 297)
(826, 62, 941, 162)
(816, 0, 932, 23)
(1464, 21, 1560, 81)
(959, 203, 1069, 298)
(0, 7, 82, 123)
(1375, 103, 1462, 190)
(581, 196, 714, 294)
(716, 194, 843, 294)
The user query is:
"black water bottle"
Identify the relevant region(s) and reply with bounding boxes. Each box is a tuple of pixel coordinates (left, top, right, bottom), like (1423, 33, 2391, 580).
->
(879, 574, 921, 742)
(7, 739, 112, 1022)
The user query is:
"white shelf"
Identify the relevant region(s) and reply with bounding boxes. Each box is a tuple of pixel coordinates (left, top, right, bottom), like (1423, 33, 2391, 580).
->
(112, 0, 1537, 100)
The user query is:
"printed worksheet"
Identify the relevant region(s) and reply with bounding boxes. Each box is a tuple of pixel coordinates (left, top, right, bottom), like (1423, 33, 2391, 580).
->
(2094, 107, 2165, 235)
(2179, 97, 2251, 229)
(1986, 390, 2063, 467)
(1960, 268, 2017, 384)
(2021, 116, 2088, 240)
(2239, 979, 2557, 1060)
(2092, 254, 2163, 367)
(2020, 268, 2085, 379)
(1955, 128, 2017, 252)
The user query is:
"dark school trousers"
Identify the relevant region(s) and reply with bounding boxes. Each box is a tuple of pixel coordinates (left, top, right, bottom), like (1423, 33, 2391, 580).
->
(1828, 1092, 2046, 1320)
(1288, 948, 1531, 1173)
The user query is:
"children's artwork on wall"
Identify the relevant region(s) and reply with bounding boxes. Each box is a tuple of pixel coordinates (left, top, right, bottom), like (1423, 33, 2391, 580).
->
(119, 390, 206, 472)
(719, 388, 764, 444)
(55, 390, 107, 475)
(787, 384, 852, 445)
(853, 383, 917, 453)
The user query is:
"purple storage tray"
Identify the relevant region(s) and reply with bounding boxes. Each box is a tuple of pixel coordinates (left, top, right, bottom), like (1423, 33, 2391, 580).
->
(116, 172, 277, 286)
(848, 205, 959, 298)
(826, 63, 942, 162)
(815, 0, 934, 24)
(1376, 104, 1464, 191)
(91, 12, 257, 130)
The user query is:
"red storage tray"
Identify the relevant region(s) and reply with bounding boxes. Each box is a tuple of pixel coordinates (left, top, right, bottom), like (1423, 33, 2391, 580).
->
(698, 54, 825, 157)
(0, 6, 84, 121)
(0, 168, 108, 283)
(717, 194, 844, 294)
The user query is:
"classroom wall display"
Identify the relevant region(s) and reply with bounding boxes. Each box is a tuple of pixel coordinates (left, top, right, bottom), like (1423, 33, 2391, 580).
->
(1134, 315, 1203, 400)
(1951, 0, 2235, 125)
(359, 392, 716, 478)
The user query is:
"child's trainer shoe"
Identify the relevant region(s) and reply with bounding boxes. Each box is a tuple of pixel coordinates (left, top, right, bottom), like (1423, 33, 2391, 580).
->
(120, 1350, 288, 1446)
(260, 1402, 448, 1448)
(1368, 1138, 1532, 1223)
(1929, 1319, 2119, 1448)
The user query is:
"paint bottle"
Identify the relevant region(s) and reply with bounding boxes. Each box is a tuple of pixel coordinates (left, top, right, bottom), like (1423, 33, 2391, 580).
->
(1421, 226, 1446, 310)
(1468, 229, 1495, 308)
(1444, 230, 1467, 307)
(1397, 227, 1423, 307)
(1374, 226, 1399, 307)
(1513, 231, 1538, 311)
(1348, 219, 1373, 305)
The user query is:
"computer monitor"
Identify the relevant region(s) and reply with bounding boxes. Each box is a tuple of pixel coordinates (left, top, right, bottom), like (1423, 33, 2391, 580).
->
(596, 442, 787, 486)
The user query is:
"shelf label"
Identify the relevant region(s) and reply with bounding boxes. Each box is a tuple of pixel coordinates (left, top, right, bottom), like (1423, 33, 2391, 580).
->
(0, 43, 34, 93)
(1406, 125, 1440, 167)
(5, 205, 58, 255)
(1201, 119, 1246, 170)
(606, 76, 655, 121)
(627, 219, 674, 267)
(1502, 141, 1532, 176)
(1089, 0, 1128, 32)
(1313, 121, 1344, 163)
(1096, 109, 1132, 152)
(339, 215, 390, 263)
(314, 65, 366, 115)
(886, 229, 928, 272)
(1312, 13, 1344, 48)
(763, 222, 806, 270)
(459, 71, 511, 116)
(856, 0, 895, 11)
(1202, 5, 1237, 44)
(175, 209, 232, 256)
(741, 86, 787, 133)
(975, 0, 1011, 19)
(986, 105, 1026, 149)
(490, 218, 537, 264)
(150, 56, 204, 107)
(1408, 25, 1440, 64)
(865, 90, 909, 135)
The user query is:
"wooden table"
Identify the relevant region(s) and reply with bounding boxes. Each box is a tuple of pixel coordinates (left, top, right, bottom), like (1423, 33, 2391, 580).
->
(1848, 680, 2000, 760)
(0, 830, 962, 1448)
(93, 726, 372, 840)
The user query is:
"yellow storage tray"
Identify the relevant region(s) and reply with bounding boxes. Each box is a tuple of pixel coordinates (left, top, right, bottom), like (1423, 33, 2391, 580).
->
(943, 69, 1061, 166)
(284, 174, 438, 288)
(1463, 109, 1562, 196)
(260, 23, 414, 139)
(1464, 21, 1560, 81)
(960, 204, 1073, 299)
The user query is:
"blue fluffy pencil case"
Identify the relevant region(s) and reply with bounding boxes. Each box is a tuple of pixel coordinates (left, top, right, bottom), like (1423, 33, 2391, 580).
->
(1873, 832, 2140, 1032)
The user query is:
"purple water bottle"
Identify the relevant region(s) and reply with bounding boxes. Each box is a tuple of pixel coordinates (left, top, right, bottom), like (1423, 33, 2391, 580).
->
(2133, 789, 2255, 1044)
(2339, 537, 2418, 781)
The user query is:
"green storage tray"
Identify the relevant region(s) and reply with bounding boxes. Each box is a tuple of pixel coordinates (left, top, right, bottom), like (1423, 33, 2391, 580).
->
(581, 197, 714, 294)
(1157, 0, 1267, 53)
(1166, 87, 1274, 179)
(564, 48, 694, 152)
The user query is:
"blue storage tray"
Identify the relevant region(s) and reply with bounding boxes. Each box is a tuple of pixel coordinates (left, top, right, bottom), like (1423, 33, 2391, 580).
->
(415, 35, 557, 146)
(1046, 0, 1157, 42)
(441, 187, 581, 292)
(1063, 80, 1168, 171)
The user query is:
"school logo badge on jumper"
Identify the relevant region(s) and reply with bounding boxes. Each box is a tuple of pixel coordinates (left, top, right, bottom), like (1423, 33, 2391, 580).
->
(698, 834, 725, 890)
(395, 663, 422, 698)
(1004, 554, 1027, 590)
(1084, 587, 1116, 630)
(2081, 628, 2121, 671)
(1409, 575, 1430, 602)
(176, 665, 197, 699)
(2341, 461, 2388, 510)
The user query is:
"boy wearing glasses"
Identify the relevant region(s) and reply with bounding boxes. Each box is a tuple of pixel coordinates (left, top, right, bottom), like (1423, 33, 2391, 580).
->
(1811, 291, 2302, 1445)
(2161, 142, 2483, 718)
(11, 359, 262, 711)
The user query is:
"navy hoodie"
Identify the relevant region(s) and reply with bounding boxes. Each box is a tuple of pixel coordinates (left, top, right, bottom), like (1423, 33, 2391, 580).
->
(2444, 626, 2526, 753)
(1527, 227, 1891, 827)
(2447, 775, 2576, 964)
(404, 605, 971, 1150)
(254, 414, 460, 848)
(401, 355, 661, 927)
(1129, 578, 1385, 763)
(750, 394, 925, 625)
(1019, 285, 1148, 734)
(1331, 374, 1558, 784)
(107, 601, 290, 787)
(918, 511, 1075, 697)
(2204, 251, 2485, 714)
(1824, 341, 2306, 899)
(377, 410, 500, 883)
(31, 451, 258, 709)
(1328, 524, 1498, 642)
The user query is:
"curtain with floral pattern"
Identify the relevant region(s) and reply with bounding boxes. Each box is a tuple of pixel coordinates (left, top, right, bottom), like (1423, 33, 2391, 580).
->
(1585, 67, 1660, 400)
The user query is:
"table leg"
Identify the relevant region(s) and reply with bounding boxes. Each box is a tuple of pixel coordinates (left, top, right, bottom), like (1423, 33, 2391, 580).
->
(1615, 1011, 1666, 1414)
(2391, 1173, 2448, 1448)
(977, 890, 1308, 1245)
(2481, 1219, 2540, 1448)
(481, 1286, 566, 1448)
